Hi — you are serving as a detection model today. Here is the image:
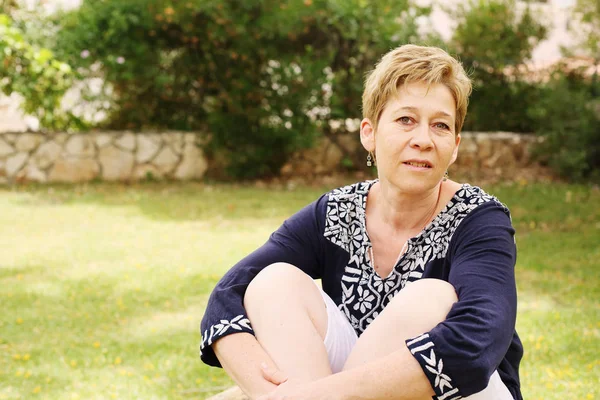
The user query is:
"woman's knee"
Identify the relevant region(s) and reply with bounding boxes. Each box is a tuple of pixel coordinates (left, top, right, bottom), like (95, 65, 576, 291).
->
(244, 262, 314, 306)
(342, 279, 457, 370)
(243, 262, 328, 340)
(391, 278, 457, 317)
(404, 278, 458, 303)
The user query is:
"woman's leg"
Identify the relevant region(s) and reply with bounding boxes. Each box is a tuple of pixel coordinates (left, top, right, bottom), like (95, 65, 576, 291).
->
(343, 278, 457, 370)
(243, 262, 332, 383)
(342, 278, 513, 399)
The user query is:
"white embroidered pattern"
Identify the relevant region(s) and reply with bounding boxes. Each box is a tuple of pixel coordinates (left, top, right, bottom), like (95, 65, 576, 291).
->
(200, 315, 252, 356)
(406, 334, 463, 400)
(200, 180, 507, 392)
(324, 180, 501, 399)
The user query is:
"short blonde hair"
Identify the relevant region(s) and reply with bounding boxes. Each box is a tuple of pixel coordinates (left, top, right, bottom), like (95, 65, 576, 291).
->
(362, 44, 472, 133)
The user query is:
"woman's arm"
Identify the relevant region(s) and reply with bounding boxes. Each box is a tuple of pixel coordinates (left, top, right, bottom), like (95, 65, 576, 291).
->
(404, 201, 519, 398)
(213, 333, 280, 399)
(260, 201, 519, 400)
(200, 196, 328, 391)
(258, 345, 433, 400)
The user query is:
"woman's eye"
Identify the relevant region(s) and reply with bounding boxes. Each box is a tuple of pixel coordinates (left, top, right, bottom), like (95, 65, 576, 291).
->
(434, 122, 450, 130)
(398, 116, 412, 124)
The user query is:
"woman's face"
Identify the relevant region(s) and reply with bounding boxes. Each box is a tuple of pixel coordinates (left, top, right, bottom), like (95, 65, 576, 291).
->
(360, 81, 460, 194)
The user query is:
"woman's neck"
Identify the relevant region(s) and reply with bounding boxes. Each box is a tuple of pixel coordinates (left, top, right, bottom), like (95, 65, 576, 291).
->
(369, 180, 444, 234)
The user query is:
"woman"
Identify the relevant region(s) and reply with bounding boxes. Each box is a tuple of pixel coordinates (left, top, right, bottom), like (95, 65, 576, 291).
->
(200, 44, 523, 400)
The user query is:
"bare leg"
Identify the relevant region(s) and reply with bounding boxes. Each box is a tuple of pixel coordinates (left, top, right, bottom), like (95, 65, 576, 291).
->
(244, 262, 332, 383)
(343, 278, 457, 370)
(342, 279, 512, 399)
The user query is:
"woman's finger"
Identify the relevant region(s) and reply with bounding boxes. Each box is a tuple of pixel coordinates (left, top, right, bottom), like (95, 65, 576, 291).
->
(260, 362, 288, 385)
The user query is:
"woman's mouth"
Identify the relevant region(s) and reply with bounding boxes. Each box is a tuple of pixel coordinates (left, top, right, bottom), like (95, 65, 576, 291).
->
(403, 160, 432, 168)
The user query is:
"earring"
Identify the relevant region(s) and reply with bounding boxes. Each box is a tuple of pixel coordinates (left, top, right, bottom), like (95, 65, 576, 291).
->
(443, 171, 449, 181)
(366, 152, 373, 167)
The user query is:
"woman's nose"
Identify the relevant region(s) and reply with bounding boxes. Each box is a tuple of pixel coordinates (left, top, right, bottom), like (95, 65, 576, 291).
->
(410, 123, 433, 149)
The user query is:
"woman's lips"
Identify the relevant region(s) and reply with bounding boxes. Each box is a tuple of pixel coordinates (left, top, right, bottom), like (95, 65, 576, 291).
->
(403, 160, 433, 169)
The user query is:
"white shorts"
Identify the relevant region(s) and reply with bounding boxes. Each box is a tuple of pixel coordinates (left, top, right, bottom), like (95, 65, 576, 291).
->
(317, 286, 514, 399)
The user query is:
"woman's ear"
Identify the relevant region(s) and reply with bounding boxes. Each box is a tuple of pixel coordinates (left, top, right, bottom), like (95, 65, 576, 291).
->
(360, 118, 376, 152)
(449, 133, 461, 165)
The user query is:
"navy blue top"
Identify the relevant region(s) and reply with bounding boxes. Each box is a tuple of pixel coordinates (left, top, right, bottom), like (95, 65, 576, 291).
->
(200, 181, 523, 400)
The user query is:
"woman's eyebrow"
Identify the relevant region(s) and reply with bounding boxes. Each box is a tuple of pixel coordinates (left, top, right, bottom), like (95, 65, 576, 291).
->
(394, 106, 454, 119)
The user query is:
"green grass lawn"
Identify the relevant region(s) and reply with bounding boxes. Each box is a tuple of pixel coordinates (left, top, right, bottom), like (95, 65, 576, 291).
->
(0, 180, 598, 399)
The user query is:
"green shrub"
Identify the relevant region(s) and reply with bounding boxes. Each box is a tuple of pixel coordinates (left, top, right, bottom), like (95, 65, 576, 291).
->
(53, 0, 429, 178)
(0, 13, 80, 130)
(568, 0, 600, 58)
(529, 68, 600, 182)
(449, 0, 547, 133)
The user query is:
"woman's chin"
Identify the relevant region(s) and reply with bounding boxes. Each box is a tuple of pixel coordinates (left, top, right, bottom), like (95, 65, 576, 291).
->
(384, 174, 442, 195)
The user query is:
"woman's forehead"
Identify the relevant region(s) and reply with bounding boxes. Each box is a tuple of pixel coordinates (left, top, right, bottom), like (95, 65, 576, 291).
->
(385, 82, 456, 118)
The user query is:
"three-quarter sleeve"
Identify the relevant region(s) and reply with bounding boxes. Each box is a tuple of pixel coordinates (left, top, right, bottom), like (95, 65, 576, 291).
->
(200, 194, 328, 367)
(405, 201, 518, 398)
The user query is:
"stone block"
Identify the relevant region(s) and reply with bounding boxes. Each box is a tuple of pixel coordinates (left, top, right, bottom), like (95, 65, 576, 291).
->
(455, 152, 478, 169)
(115, 132, 136, 151)
(152, 147, 180, 175)
(15, 133, 42, 152)
(99, 145, 135, 181)
(54, 133, 69, 144)
(316, 141, 344, 174)
(0, 138, 15, 157)
(291, 159, 315, 177)
(32, 141, 62, 169)
(66, 135, 96, 157)
(184, 133, 197, 144)
(18, 164, 47, 182)
(49, 158, 99, 182)
(96, 133, 113, 147)
(136, 135, 161, 163)
(3, 133, 17, 144)
(174, 142, 208, 180)
(166, 132, 184, 154)
(458, 135, 478, 155)
(5, 152, 28, 176)
(483, 146, 517, 169)
(476, 136, 493, 161)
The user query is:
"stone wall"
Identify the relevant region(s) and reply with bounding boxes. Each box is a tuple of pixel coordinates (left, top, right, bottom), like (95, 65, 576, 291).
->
(0, 131, 207, 184)
(283, 131, 544, 182)
(0, 131, 544, 184)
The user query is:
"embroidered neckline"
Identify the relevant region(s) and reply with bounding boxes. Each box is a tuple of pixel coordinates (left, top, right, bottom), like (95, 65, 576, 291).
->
(360, 180, 471, 278)
(325, 180, 500, 334)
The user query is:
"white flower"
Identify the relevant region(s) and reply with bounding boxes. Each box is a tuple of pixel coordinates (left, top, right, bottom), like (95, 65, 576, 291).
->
(373, 275, 396, 292)
(353, 286, 375, 313)
(457, 186, 473, 198)
(348, 224, 363, 251)
(339, 201, 356, 220)
(116, 56, 125, 64)
(80, 50, 90, 59)
(425, 229, 444, 253)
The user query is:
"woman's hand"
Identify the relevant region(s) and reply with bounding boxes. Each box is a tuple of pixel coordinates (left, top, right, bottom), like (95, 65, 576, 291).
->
(260, 362, 288, 386)
(256, 382, 315, 400)
(256, 371, 334, 400)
